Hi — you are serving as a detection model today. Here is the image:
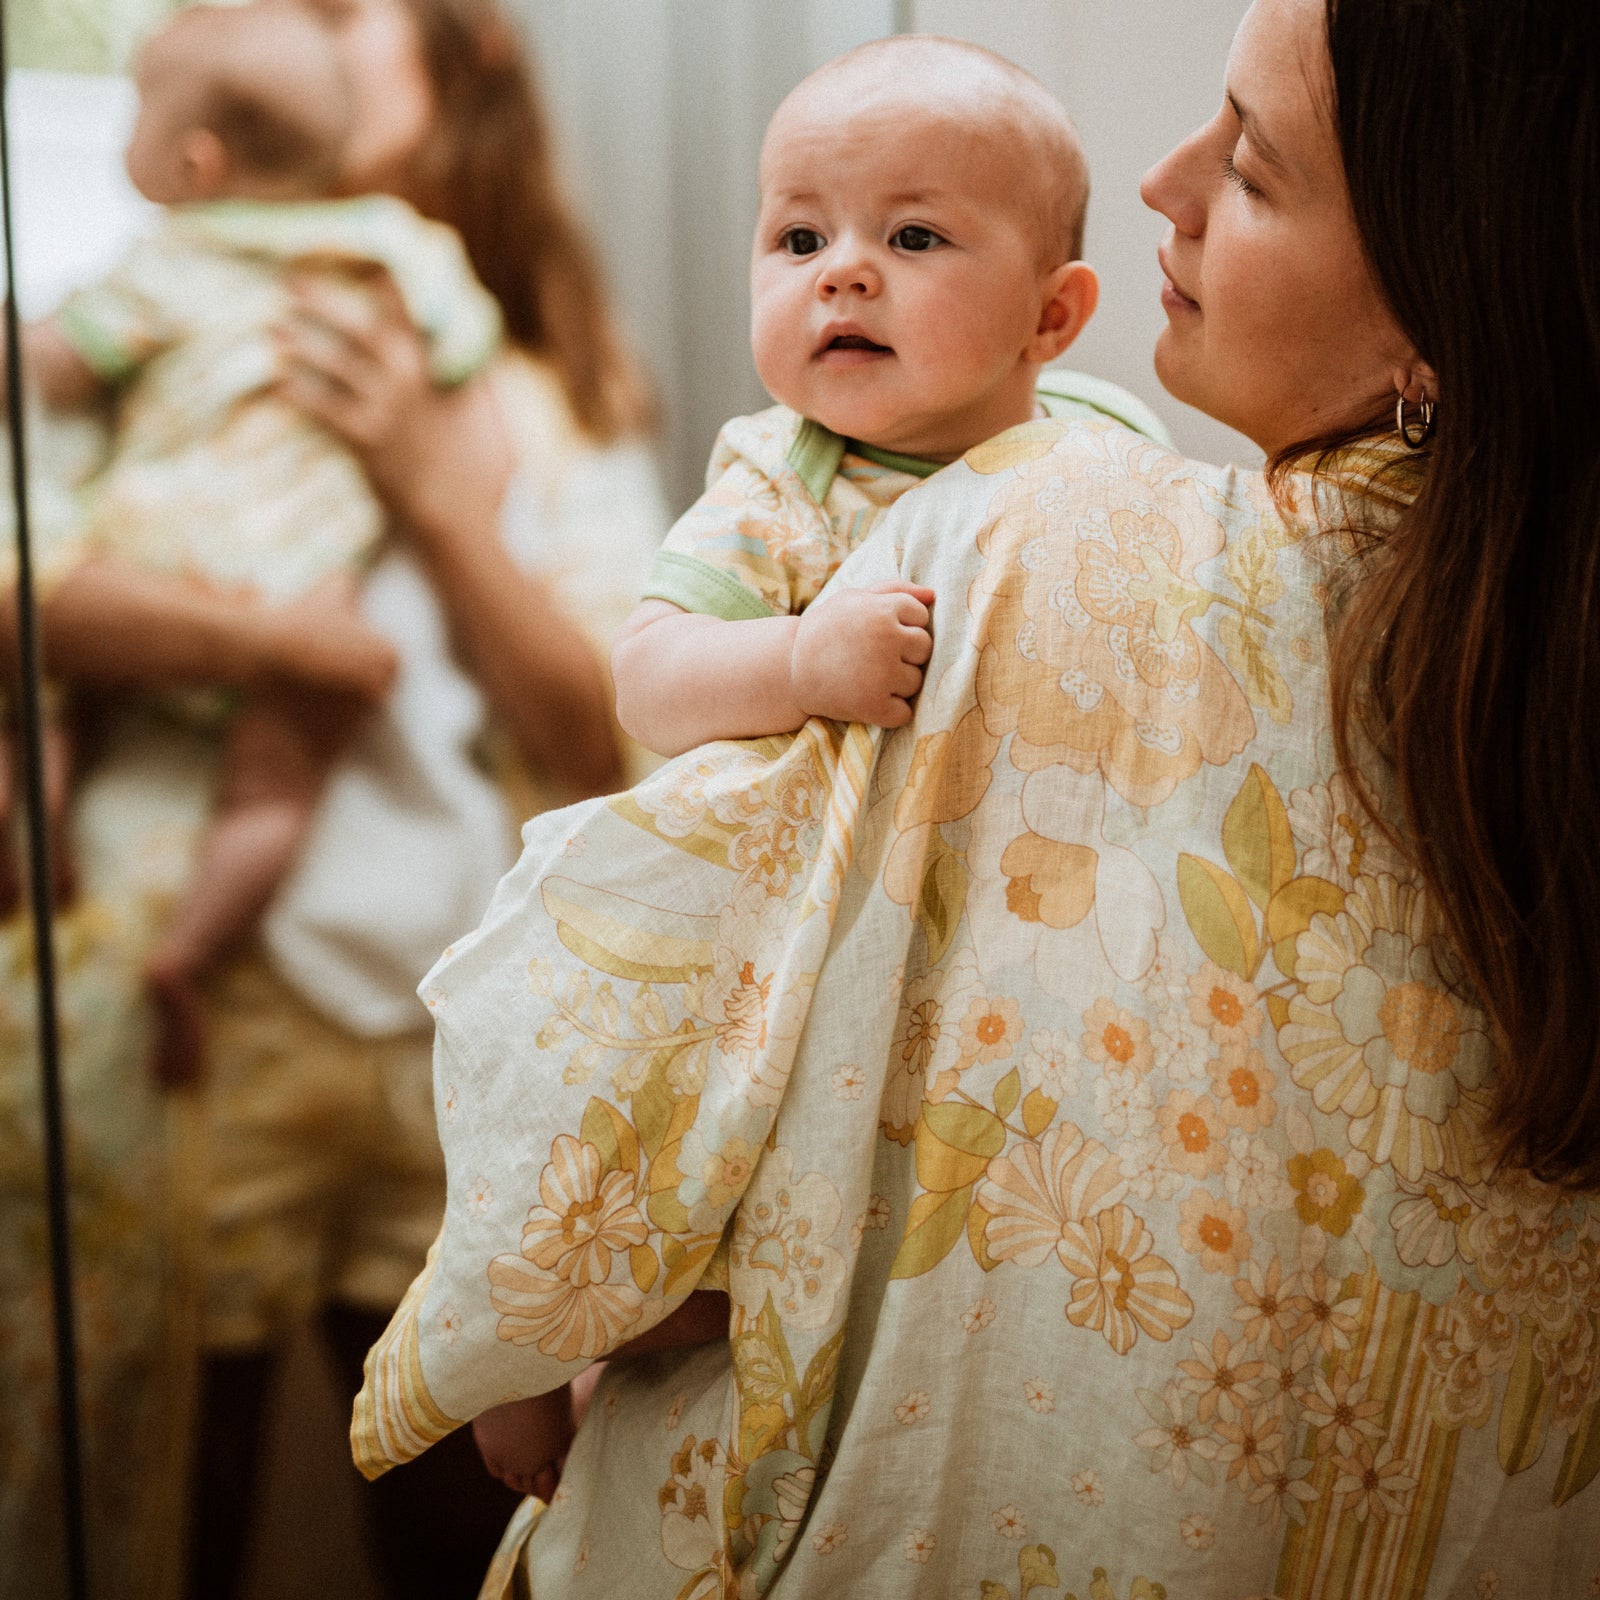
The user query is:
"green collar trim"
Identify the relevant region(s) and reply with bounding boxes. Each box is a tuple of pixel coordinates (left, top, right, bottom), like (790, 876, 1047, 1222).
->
(786, 417, 847, 506)
(786, 416, 945, 503)
(851, 440, 944, 478)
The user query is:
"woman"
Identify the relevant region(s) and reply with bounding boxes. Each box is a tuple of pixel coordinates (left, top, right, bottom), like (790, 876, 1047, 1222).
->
(0, 0, 663, 1595)
(355, 0, 1600, 1595)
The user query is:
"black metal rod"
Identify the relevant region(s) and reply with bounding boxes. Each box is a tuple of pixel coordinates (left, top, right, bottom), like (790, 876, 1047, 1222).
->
(0, 9, 92, 1597)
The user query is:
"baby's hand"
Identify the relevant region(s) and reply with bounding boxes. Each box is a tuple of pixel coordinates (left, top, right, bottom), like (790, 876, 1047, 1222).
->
(791, 581, 935, 728)
(471, 1386, 576, 1502)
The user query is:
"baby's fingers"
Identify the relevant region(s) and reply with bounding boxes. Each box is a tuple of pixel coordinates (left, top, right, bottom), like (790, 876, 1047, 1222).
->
(898, 621, 934, 666)
(887, 661, 925, 700)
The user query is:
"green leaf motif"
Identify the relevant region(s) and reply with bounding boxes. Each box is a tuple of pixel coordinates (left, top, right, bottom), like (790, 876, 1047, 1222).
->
(1265, 875, 1345, 980)
(889, 1184, 973, 1280)
(1222, 763, 1296, 910)
(1552, 1374, 1600, 1506)
(732, 1330, 788, 1404)
(917, 829, 968, 965)
(1021, 1089, 1057, 1138)
(579, 1097, 640, 1180)
(994, 1068, 1022, 1122)
(1176, 853, 1260, 979)
(1498, 1323, 1550, 1474)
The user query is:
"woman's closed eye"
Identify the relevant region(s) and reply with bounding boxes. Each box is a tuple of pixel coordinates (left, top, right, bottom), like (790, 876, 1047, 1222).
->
(780, 227, 826, 257)
(891, 224, 945, 252)
(1221, 149, 1262, 198)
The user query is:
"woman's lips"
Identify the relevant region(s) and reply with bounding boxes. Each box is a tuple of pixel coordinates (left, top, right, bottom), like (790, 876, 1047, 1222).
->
(1160, 277, 1200, 315)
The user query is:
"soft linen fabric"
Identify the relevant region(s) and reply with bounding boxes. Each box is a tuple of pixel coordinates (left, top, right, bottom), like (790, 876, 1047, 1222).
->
(640, 368, 1171, 623)
(56, 195, 500, 608)
(355, 417, 1600, 1600)
(204, 350, 667, 1349)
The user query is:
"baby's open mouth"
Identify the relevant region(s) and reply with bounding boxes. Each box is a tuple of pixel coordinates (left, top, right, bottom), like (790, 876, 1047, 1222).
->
(824, 334, 892, 354)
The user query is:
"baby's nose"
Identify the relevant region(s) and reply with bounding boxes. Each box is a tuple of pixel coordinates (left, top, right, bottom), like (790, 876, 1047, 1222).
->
(816, 257, 880, 298)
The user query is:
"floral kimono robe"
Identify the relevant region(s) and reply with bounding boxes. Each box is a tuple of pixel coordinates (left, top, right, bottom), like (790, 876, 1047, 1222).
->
(354, 418, 1600, 1600)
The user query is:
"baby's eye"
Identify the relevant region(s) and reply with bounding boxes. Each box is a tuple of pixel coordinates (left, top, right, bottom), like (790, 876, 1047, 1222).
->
(892, 225, 943, 252)
(780, 227, 826, 257)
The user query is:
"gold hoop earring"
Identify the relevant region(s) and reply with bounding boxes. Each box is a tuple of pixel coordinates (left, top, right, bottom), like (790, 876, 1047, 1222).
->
(1396, 391, 1436, 448)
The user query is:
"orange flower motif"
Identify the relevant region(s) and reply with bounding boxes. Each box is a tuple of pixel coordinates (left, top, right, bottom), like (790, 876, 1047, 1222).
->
(1158, 1090, 1228, 1178)
(1287, 1147, 1365, 1238)
(1178, 1189, 1253, 1274)
(1057, 1203, 1194, 1353)
(1082, 996, 1155, 1075)
(1209, 1043, 1278, 1132)
(1187, 963, 1264, 1046)
(957, 994, 1023, 1065)
(519, 1135, 648, 1287)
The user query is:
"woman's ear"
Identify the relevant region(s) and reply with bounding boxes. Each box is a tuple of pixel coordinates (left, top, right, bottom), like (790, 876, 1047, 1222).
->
(1392, 358, 1440, 404)
(1029, 262, 1100, 363)
(176, 127, 231, 200)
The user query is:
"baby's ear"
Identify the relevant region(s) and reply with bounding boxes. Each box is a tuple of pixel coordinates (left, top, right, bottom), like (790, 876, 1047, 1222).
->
(176, 127, 231, 200)
(1029, 262, 1100, 362)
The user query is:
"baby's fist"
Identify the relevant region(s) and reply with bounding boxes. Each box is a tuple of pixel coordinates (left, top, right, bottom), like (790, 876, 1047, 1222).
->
(791, 581, 935, 727)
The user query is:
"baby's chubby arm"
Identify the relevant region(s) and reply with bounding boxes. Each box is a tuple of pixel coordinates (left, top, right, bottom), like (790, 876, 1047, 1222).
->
(11, 319, 104, 412)
(612, 582, 935, 758)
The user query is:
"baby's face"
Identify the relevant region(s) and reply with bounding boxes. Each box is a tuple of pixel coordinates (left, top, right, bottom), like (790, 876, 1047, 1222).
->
(124, 36, 198, 204)
(751, 88, 1051, 461)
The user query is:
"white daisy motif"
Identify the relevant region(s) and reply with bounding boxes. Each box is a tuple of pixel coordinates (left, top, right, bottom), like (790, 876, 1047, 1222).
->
(563, 833, 587, 857)
(438, 1305, 462, 1346)
(1021, 1028, 1081, 1098)
(867, 1194, 892, 1229)
(961, 1297, 997, 1335)
(465, 1176, 494, 1217)
(1093, 1067, 1155, 1138)
(1179, 1513, 1216, 1551)
(993, 1505, 1026, 1539)
(573, 1541, 588, 1574)
(894, 1389, 931, 1426)
(1476, 1573, 1498, 1600)
(441, 1084, 459, 1123)
(904, 1528, 936, 1564)
(812, 1523, 847, 1556)
(832, 1063, 867, 1101)
(1071, 1469, 1104, 1506)
(1024, 1378, 1055, 1414)
(664, 1394, 686, 1429)
(550, 1483, 570, 1509)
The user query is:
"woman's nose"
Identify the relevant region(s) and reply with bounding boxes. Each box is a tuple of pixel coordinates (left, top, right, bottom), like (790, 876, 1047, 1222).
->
(1141, 124, 1210, 237)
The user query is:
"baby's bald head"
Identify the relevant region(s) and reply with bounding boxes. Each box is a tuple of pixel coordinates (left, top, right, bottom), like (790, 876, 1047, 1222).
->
(766, 35, 1090, 267)
(134, 3, 352, 194)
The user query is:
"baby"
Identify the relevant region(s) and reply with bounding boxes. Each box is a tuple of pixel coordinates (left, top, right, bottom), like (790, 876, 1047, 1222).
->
(610, 34, 1172, 760)
(479, 35, 1168, 1499)
(17, 2, 500, 1083)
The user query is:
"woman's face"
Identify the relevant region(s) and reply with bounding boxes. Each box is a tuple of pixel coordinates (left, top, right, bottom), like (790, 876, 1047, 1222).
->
(298, 0, 436, 195)
(1141, 0, 1416, 455)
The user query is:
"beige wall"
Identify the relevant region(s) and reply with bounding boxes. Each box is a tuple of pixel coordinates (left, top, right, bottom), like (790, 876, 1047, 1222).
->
(910, 0, 1256, 469)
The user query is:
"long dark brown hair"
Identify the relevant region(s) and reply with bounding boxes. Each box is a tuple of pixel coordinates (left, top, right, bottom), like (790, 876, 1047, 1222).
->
(1297, 0, 1600, 1184)
(398, 0, 653, 442)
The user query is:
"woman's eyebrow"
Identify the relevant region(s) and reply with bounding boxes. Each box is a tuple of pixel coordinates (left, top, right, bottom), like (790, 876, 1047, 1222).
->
(1227, 91, 1289, 174)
